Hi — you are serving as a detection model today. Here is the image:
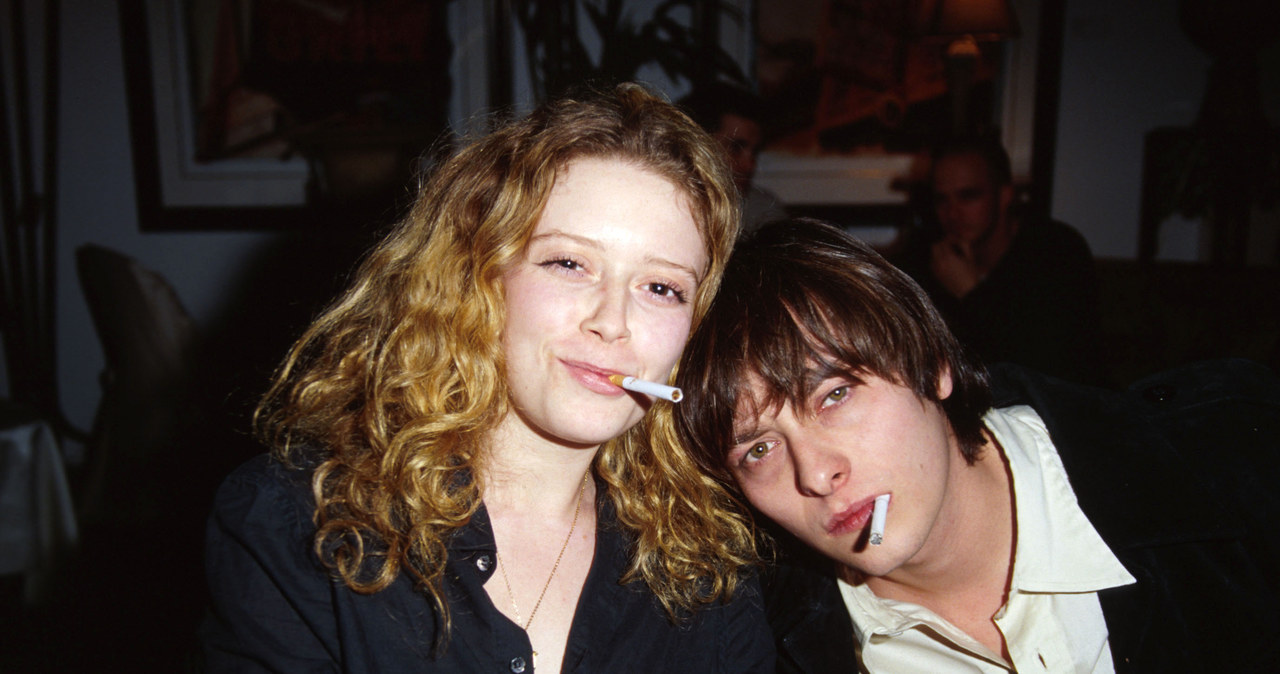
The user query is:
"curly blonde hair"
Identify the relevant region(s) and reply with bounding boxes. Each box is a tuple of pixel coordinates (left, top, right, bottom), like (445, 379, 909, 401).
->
(256, 83, 757, 639)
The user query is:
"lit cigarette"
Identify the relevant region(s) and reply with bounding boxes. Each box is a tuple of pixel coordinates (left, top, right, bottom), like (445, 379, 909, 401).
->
(607, 375, 683, 403)
(868, 494, 890, 545)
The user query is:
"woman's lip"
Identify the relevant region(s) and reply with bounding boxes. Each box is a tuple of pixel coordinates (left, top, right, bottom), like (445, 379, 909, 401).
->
(826, 497, 879, 536)
(562, 360, 628, 396)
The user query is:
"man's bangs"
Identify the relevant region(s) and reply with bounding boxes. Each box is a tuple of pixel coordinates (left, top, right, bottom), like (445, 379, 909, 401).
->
(736, 291, 871, 418)
(730, 297, 805, 414)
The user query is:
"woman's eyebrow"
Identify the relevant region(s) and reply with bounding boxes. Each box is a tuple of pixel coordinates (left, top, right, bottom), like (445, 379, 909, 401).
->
(528, 230, 601, 249)
(644, 254, 701, 282)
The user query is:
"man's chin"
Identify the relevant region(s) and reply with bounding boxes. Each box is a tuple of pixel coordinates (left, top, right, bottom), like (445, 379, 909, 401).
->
(941, 226, 977, 242)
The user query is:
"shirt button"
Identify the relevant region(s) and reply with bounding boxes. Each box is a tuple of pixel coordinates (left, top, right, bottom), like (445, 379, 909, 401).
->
(509, 656, 527, 673)
(476, 554, 492, 572)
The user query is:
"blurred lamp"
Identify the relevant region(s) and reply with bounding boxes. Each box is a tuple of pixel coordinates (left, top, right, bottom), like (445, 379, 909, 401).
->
(918, 0, 1020, 134)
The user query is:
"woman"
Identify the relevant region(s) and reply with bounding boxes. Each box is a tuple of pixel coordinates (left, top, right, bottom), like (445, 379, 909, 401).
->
(200, 83, 772, 672)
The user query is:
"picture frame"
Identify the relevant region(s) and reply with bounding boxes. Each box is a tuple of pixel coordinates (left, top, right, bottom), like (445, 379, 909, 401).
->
(744, 0, 1043, 223)
(118, 0, 453, 231)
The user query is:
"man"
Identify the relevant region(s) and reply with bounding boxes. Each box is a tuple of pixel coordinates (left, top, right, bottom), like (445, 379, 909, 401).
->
(676, 218, 1280, 673)
(894, 137, 1102, 383)
(680, 82, 787, 234)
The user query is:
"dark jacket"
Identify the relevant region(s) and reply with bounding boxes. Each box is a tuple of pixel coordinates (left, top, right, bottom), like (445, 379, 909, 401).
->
(201, 456, 775, 673)
(765, 359, 1280, 673)
(894, 218, 1103, 384)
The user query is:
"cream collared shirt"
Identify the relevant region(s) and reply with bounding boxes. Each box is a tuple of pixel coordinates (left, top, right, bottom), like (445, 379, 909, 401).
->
(839, 406, 1136, 673)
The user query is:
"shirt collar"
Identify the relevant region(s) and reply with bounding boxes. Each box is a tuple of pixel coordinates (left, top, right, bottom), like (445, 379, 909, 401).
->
(839, 406, 1135, 644)
(839, 579, 933, 646)
(987, 406, 1136, 594)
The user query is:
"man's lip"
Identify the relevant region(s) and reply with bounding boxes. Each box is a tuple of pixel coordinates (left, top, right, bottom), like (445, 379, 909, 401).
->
(825, 497, 879, 536)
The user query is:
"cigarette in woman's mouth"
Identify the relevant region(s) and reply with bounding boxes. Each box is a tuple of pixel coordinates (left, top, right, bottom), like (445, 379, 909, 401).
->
(608, 375, 683, 403)
(869, 494, 890, 545)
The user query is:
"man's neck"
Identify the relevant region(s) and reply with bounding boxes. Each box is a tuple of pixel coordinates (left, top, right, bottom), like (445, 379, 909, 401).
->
(861, 431, 1016, 651)
(972, 214, 1020, 273)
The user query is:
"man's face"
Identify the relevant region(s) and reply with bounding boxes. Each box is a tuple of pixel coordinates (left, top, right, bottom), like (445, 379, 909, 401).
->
(727, 370, 963, 577)
(714, 112, 762, 194)
(931, 153, 1010, 244)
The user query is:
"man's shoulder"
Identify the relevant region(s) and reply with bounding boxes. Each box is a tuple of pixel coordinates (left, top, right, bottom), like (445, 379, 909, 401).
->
(990, 360, 1280, 665)
(990, 359, 1280, 433)
(1014, 217, 1094, 262)
(988, 359, 1280, 539)
(990, 359, 1279, 464)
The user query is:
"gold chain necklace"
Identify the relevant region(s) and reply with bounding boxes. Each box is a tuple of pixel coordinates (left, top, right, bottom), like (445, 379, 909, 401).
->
(496, 472, 589, 662)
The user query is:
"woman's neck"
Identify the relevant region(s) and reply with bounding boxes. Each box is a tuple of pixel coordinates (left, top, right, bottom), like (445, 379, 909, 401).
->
(482, 411, 600, 515)
(481, 412, 601, 674)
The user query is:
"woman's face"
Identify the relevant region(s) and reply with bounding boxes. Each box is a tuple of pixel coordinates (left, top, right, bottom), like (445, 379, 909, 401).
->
(500, 157, 707, 449)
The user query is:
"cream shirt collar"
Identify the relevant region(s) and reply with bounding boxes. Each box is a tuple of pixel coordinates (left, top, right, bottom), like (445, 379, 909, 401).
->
(993, 406, 1136, 594)
(841, 405, 1135, 647)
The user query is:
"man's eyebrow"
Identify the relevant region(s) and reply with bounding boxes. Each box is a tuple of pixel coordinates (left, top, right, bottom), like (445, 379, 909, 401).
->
(802, 365, 848, 402)
(731, 424, 761, 446)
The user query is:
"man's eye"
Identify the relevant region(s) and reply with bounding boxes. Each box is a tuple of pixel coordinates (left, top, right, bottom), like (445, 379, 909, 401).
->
(745, 442, 770, 462)
(822, 386, 848, 408)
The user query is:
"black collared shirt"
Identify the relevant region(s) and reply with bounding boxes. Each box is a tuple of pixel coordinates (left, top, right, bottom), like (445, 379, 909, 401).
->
(201, 455, 774, 672)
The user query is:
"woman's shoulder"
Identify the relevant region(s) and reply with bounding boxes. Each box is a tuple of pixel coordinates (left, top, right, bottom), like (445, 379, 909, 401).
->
(210, 451, 320, 541)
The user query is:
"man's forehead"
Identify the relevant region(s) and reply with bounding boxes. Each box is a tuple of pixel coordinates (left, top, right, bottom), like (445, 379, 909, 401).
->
(730, 372, 773, 442)
(717, 112, 761, 139)
(729, 367, 824, 441)
(934, 153, 993, 188)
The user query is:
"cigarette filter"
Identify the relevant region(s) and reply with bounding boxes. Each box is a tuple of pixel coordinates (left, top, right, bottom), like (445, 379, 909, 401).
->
(869, 494, 890, 545)
(608, 375, 683, 403)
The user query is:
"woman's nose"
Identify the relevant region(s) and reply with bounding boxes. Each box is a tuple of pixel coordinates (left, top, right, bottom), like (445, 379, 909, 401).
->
(581, 283, 631, 342)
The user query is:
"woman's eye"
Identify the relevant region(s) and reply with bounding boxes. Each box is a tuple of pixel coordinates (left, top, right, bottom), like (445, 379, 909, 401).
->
(646, 282, 688, 303)
(539, 257, 583, 273)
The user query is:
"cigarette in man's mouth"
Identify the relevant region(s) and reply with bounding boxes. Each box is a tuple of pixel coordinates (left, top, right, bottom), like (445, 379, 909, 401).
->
(868, 494, 890, 545)
(607, 375, 683, 403)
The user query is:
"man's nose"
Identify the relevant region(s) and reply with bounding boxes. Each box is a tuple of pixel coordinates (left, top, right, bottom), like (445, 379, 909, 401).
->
(792, 436, 850, 498)
(936, 198, 958, 224)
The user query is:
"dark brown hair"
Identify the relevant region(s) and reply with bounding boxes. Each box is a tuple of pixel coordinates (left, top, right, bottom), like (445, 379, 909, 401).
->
(675, 218, 991, 487)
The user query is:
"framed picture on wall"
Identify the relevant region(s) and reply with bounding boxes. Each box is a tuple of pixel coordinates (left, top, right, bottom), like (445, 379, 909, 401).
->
(119, 0, 452, 231)
(747, 0, 1042, 225)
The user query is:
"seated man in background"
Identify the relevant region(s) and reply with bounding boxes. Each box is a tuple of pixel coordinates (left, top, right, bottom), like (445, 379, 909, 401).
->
(680, 82, 788, 234)
(893, 136, 1102, 383)
(676, 218, 1280, 673)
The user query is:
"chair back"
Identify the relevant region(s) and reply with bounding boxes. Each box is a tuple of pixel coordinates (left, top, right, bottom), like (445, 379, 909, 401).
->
(75, 244, 198, 523)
